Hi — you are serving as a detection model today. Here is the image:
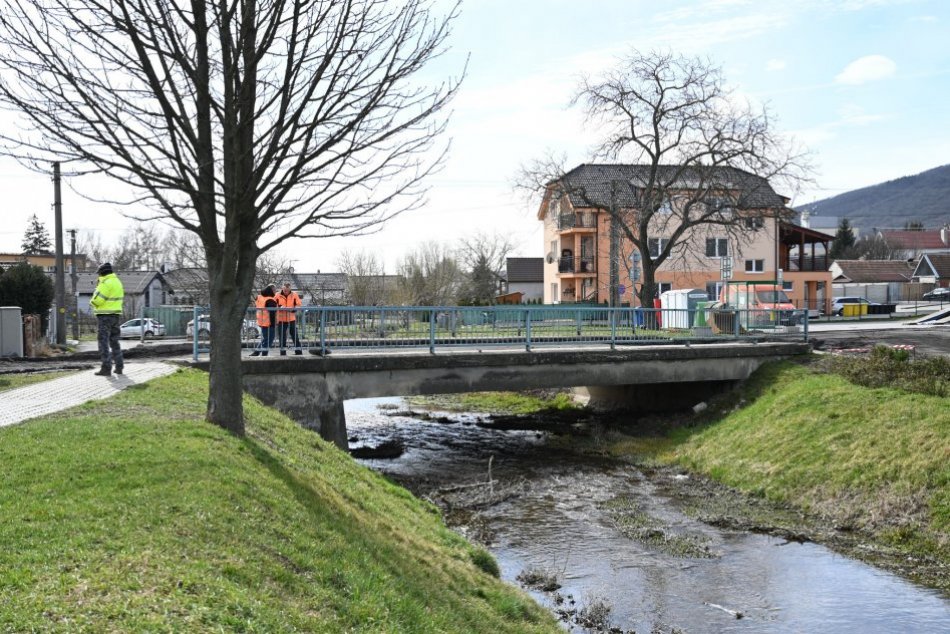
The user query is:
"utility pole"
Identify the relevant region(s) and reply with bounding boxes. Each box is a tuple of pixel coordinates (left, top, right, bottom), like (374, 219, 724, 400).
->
(52, 162, 66, 345)
(68, 228, 79, 340)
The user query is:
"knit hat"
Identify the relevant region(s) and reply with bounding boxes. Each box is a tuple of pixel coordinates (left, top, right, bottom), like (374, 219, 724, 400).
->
(97, 262, 113, 275)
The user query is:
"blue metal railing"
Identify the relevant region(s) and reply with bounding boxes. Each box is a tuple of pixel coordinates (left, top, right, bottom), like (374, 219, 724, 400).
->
(190, 305, 808, 359)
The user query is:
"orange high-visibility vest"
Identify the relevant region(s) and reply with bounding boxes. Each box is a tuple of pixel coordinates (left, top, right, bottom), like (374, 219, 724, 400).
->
(256, 295, 273, 328)
(276, 291, 302, 323)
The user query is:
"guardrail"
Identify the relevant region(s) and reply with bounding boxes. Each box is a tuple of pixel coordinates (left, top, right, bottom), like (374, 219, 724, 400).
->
(191, 305, 808, 360)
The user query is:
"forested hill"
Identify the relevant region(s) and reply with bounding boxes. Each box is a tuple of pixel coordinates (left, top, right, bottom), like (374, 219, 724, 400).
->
(800, 164, 950, 233)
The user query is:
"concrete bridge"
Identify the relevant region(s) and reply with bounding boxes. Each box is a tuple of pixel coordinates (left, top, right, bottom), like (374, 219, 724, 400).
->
(202, 341, 809, 449)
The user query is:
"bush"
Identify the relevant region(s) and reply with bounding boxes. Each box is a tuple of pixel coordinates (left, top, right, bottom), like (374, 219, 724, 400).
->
(829, 345, 950, 397)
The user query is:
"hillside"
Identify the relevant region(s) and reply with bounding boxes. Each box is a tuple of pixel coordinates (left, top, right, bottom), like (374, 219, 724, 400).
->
(801, 164, 950, 233)
(0, 370, 557, 633)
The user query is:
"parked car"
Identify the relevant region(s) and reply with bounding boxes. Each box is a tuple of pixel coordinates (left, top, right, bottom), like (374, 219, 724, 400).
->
(829, 296, 877, 316)
(185, 315, 261, 340)
(921, 287, 950, 302)
(119, 318, 165, 338)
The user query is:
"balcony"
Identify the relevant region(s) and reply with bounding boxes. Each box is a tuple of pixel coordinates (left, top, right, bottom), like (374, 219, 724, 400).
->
(784, 254, 830, 272)
(557, 212, 597, 232)
(558, 256, 596, 275)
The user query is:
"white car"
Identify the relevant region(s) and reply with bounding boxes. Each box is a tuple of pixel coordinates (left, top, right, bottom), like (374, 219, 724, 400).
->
(119, 318, 165, 338)
(186, 315, 261, 339)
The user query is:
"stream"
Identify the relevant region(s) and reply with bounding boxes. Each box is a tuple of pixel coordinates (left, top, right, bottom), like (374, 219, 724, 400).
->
(345, 397, 950, 633)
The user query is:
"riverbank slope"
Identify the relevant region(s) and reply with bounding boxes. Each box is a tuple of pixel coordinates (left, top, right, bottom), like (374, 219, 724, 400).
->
(629, 359, 949, 591)
(0, 369, 557, 632)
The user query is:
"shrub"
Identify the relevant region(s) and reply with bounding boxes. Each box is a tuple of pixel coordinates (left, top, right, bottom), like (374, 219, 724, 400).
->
(0, 262, 54, 329)
(470, 547, 500, 577)
(829, 345, 950, 397)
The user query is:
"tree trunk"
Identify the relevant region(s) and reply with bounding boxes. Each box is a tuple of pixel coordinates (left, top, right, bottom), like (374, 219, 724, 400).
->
(204, 251, 256, 436)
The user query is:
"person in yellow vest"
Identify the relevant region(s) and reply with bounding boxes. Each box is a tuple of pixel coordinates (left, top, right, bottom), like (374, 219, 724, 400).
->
(276, 281, 303, 355)
(89, 262, 124, 376)
(250, 284, 277, 357)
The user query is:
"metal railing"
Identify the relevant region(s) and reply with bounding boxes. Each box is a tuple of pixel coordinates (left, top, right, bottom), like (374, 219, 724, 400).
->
(557, 212, 597, 230)
(191, 305, 808, 359)
(558, 256, 596, 274)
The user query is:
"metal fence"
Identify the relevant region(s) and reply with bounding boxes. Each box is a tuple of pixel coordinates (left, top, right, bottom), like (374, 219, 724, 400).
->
(190, 305, 808, 359)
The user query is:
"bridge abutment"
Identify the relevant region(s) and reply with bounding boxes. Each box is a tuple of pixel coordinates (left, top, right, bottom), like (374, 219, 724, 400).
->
(243, 374, 348, 450)
(580, 380, 737, 413)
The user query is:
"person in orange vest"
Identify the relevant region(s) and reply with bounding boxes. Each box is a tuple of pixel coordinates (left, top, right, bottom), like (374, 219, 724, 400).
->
(276, 281, 303, 355)
(250, 284, 277, 357)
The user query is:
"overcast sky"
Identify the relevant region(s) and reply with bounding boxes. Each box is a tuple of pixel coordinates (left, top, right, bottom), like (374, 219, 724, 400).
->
(1, 0, 947, 272)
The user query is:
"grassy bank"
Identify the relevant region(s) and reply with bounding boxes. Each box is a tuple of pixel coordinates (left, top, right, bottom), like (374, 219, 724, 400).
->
(638, 359, 949, 587)
(0, 370, 78, 393)
(0, 369, 557, 632)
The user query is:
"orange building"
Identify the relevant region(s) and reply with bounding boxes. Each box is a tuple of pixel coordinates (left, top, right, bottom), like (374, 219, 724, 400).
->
(538, 164, 832, 314)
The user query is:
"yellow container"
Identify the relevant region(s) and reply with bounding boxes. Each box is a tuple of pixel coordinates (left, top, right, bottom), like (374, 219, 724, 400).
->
(859, 304, 868, 316)
(842, 304, 858, 317)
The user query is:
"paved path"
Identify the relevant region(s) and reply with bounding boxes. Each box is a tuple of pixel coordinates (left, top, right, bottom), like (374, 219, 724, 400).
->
(0, 362, 178, 429)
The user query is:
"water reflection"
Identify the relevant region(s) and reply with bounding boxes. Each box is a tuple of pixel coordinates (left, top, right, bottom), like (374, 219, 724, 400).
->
(346, 397, 950, 633)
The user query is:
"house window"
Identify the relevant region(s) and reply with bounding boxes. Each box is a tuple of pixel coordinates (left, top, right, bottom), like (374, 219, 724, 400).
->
(658, 198, 673, 214)
(744, 216, 765, 230)
(549, 240, 558, 261)
(548, 198, 560, 217)
(745, 259, 764, 273)
(657, 282, 672, 295)
(648, 237, 670, 259)
(783, 281, 794, 291)
(706, 238, 728, 258)
(550, 283, 558, 304)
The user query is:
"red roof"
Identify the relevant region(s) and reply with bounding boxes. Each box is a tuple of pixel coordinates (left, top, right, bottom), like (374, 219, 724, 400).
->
(880, 230, 946, 250)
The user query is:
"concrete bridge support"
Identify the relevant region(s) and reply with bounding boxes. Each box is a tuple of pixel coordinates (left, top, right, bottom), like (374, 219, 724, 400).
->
(243, 374, 348, 450)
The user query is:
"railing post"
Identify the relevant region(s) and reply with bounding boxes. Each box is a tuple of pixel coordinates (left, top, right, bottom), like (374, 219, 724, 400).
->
(192, 305, 199, 361)
(576, 309, 581, 337)
(734, 309, 741, 339)
(429, 309, 436, 354)
(320, 308, 327, 356)
(525, 307, 532, 352)
(610, 308, 616, 350)
(803, 309, 809, 343)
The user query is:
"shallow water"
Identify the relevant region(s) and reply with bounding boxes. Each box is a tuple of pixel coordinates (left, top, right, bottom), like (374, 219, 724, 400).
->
(345, 397, 950, 633)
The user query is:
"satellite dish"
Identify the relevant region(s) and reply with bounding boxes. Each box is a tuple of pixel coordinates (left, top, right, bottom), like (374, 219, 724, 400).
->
(545, 252, 555, 264)
(941, 226, 948, 247)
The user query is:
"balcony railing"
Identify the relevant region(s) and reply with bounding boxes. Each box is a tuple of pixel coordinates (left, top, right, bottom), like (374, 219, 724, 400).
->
(558, 256, 596, 274)
(557, 212, 597, 231)
(785, 254, 830, 272)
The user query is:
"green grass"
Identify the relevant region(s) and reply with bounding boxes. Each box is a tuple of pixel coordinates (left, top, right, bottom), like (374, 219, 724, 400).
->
(0, 369, 557, 633)
(0, 370, 79, 392)
(410, 391, 578, 415)
(668, 361, 950, 560)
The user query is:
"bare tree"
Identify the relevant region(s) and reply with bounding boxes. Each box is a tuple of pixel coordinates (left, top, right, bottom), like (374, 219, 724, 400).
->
(456, 232, 515, 304)
(0, 1, 461, 434)
(337, 250, 388, 306)
(77, 231, 109, 271)
(396, 242, 464, 306)
(521, 51, 810, 307)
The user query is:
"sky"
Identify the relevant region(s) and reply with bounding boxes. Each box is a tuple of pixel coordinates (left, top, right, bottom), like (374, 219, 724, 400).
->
(1, 0, 948, 273)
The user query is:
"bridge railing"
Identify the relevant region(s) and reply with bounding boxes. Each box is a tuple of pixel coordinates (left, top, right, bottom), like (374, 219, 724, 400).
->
(191, 305, 808, 359)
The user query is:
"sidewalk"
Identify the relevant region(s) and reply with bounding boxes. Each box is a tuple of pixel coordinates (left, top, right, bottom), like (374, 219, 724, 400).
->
(0, 362, 179, 429)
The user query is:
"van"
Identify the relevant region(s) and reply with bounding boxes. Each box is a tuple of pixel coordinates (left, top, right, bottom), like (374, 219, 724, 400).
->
(718, 282, 800, 326)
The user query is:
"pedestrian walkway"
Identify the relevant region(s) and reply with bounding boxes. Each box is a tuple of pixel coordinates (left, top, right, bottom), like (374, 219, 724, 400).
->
(0, 362, 178, 429)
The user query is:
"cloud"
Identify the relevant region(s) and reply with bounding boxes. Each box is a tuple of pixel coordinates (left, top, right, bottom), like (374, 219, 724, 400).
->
(766, 58, 786, 72)
(834, 55, 897, 85)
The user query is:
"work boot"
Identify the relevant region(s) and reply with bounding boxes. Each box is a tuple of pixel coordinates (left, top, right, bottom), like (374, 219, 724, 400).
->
(94, 367, 111, 376)
(294, 350, 303, 355)
(114, 366, 124, 375)
(280, 350, 287, 356)
(250, 351, 261, 357)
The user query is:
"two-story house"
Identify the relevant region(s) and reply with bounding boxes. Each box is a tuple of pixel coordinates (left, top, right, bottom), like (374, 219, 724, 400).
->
(538, 164, 832, 314)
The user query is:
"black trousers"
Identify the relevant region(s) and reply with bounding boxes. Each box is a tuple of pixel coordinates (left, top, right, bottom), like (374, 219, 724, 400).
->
(278, 321, 301, 351)
(97, 314, 123, 370)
